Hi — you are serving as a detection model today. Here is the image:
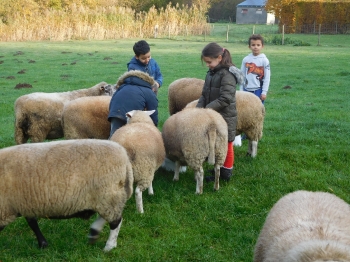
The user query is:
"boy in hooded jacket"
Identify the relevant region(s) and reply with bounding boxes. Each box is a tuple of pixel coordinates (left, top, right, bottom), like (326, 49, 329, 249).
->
(127, 40, 163, 95)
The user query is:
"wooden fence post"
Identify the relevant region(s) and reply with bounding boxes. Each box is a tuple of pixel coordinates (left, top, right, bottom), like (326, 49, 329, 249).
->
(226, 24, 229, 42)
(318, 24, 321, 46)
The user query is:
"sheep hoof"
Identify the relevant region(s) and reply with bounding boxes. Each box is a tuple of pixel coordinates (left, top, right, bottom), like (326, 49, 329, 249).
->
(38, 240, 48, 249)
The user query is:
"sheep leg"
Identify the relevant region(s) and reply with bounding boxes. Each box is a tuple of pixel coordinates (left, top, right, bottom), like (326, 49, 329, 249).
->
(88, 215, 107, 244)
(214, 165, 220, 191)
(103, 217, 123, 252)
(148, 182, 154, 195)
(135, 186, 144, 214)
(195, 166, 204, 194)
(248, 140, 258, 158)
(25, 217, 48, 248)
(173, 161, 180, 181)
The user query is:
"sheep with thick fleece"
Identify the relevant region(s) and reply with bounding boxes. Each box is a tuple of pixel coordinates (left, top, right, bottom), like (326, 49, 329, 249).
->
(254, 190, 350, 262)
(14, 82, 112, 144)
(162, 107, 228, 194)
(62, 96, 111, 139)
(110, 110, 165, 213)
(184, 90, 265, 157)
(0, 139, 133, 252)
(178, 75, 265, 157)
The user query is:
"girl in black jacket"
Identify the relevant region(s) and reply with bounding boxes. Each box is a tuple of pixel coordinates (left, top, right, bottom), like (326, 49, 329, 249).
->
(197, 42, 244, 182)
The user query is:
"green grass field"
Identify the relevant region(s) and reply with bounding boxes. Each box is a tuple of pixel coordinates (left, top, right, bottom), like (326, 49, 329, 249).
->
(0, 29, 350, 261)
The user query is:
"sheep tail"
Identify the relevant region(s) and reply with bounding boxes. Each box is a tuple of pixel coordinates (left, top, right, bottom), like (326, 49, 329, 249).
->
(124, 162, 134, 199)
(207, 124, 217, 165)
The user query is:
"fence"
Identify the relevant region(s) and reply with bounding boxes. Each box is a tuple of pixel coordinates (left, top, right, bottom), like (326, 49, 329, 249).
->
(154, 23, 350, 44)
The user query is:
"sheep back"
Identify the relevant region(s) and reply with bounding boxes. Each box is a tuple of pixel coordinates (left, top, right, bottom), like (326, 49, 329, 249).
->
(254, 190, 350, 262)
(14, 82, 109, 144)
(168, 78, 203, 115)
(0, 139, 133, 226)
(110, 111, 165, 191)
(62, 96, 111, 139)
(162, 107, 227, 168)
(185, 90, 265, 141)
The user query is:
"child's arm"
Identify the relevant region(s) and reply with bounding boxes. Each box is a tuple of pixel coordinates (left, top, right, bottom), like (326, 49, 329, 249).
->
(261, 58, 271, 96)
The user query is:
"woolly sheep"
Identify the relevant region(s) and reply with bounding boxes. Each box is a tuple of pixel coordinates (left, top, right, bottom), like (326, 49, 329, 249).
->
(62, 96, 111, 139)
(162, 107, 228, 194)
(0, 139, 133, 252)
(14, 82, 112, 144)
(254, 190, 350, 262)
(182, 86, 265, 157)
(110, 110, 166, 213)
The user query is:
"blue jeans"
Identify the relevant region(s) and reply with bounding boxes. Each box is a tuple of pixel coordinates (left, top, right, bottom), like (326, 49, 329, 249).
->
(243, 88, 264, 104)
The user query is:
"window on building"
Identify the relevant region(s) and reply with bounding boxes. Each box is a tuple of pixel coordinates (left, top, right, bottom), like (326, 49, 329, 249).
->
(256, 8, 262, 14)
(241, 9, 248, 14)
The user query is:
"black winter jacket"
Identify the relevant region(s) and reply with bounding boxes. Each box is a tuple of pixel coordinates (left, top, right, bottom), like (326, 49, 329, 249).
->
(196, 65, 237, 141)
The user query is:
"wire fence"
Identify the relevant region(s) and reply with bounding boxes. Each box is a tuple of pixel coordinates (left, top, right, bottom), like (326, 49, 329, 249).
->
(154, 23, 350, 44)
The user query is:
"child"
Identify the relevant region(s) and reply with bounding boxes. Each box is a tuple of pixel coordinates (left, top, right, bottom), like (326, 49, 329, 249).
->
(108, 70, 158, 138)
(196, 42, 245, 182)
(127, 40, 163, 94)
(240, 34, 271, 104)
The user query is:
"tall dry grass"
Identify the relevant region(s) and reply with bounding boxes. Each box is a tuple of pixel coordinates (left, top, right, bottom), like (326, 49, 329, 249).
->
(0, 3, 210, 41)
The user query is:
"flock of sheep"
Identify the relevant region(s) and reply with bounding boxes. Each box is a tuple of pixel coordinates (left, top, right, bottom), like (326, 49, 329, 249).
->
(1, 77, 350, 259)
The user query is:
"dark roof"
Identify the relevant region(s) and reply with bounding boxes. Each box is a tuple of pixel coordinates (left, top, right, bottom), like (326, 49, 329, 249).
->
(237, 0, 266, 7)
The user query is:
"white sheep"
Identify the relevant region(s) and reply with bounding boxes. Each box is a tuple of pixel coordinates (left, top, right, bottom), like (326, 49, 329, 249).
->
(110, 110, 166, 213)
(0, 139, 133, 252)
(62, 96, 111, 139)
(254, 190, 350, 262)
(162, 107, 228, 194)
(184, 89, 265, 157)
(14, 82, 112, 144)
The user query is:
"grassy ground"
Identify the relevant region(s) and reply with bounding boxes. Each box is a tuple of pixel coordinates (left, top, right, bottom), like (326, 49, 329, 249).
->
(0, 30, 350, 261)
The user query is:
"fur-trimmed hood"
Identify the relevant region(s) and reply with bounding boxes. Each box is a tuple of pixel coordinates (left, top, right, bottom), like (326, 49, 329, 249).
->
(229, 66, 246, 85)
(116, 70, 155, 88)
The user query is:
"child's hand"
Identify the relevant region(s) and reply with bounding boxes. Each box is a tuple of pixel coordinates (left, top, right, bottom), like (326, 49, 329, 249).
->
(260, 94, 266, 101)
(152, 82, 160, 94)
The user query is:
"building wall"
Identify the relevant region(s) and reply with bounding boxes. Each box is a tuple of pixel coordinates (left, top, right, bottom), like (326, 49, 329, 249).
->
(236, 7, 275, 24)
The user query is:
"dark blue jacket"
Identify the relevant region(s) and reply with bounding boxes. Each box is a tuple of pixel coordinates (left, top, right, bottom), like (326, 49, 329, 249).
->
(127, 57, 163, 87)
(108, 71, 158, 126)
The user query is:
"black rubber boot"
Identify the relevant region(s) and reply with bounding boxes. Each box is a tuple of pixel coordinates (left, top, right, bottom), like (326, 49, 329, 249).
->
(220, 167, 232, 182)
(205, 167, 233, 182)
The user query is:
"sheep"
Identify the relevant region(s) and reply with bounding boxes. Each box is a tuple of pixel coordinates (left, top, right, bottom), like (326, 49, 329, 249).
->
(62, 96, 111, 139)
(110, 110, 166, 213)
(0, 139, 133, 252)
(184, 90, 265, 157)
(14, 81, 112, 144)
(254, 190, 350, 262)
(161, 107, 228, 194)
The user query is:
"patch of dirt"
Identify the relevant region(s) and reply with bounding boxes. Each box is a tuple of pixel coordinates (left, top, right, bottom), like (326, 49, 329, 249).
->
(14, 51, 24, 56)
(0, 61, 4, 64)
(6, 76, 15, 79)
(283, 85, 292, 89)
(28, 60, 36, 63)
(104, 57, 112, 60)
(18, 69, 26, 74)
(111, 62, 119, 64)
(70, 61, 77, 65)
(15, 83, 32, 89)
(61, 51, 72, 54)
(62, 63, 68, 66)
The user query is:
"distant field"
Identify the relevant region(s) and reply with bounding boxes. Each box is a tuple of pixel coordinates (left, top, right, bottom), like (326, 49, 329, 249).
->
(0, 30, 350, 261)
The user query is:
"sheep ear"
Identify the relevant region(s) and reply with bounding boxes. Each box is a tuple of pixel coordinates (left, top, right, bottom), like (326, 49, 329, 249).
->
(144, 110, 155, 116)
(126, 110, 136, 119)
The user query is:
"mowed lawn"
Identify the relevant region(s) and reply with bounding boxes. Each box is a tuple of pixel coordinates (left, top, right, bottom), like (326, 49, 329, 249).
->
(0, 33, 350, 261)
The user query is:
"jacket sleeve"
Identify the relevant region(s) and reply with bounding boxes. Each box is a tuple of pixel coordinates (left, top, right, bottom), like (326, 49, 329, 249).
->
(206, 72, 236, 111)
(145, 92, 159, 126)
(153, 61, 163, 87)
